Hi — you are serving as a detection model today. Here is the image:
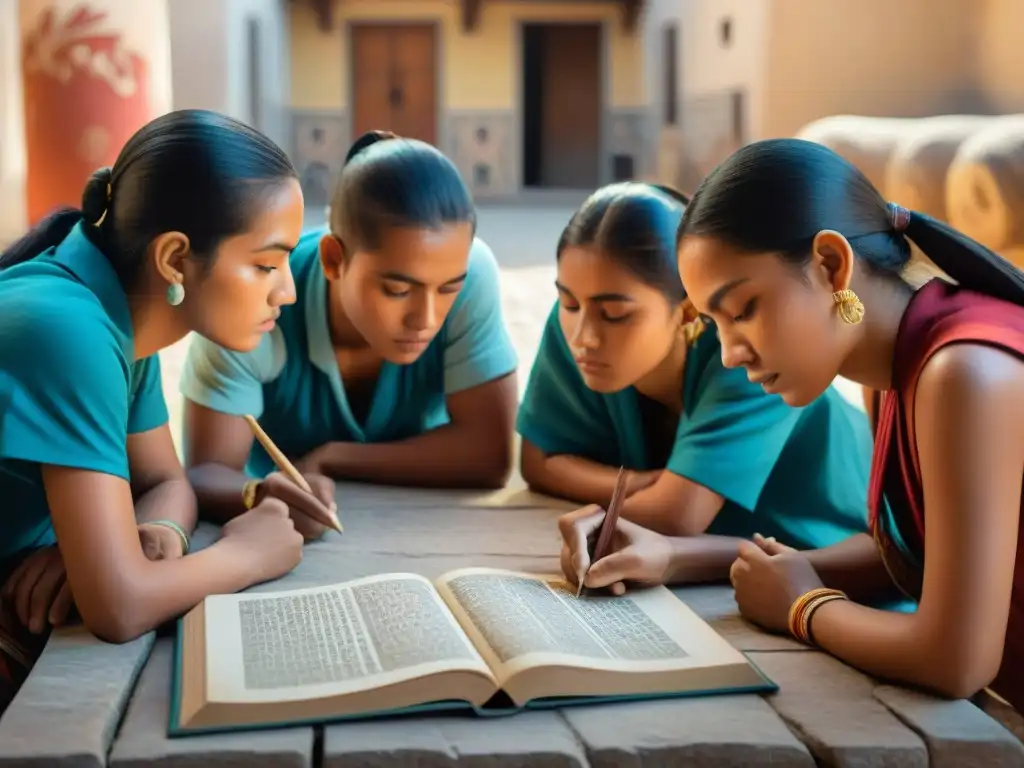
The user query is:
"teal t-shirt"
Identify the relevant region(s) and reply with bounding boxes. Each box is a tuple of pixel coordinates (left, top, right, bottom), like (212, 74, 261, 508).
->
(0, 224, 169, 566)
(517, 302, 874, 552)
(180, 228, 519, 477)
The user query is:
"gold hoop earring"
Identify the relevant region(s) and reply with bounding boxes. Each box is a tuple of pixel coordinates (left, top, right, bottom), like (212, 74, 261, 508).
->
(682, 317, 705, 346)
(832, 289, 864, 325)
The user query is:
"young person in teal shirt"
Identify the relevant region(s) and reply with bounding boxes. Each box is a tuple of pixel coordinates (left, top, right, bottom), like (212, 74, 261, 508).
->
(520, 182, 878, 587)
(0, 110, 330, 713)
(181, 131, 519, 539)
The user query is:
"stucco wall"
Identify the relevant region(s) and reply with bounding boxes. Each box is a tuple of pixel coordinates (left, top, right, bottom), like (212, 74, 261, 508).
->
(650, 0, 1024, 190)
(289, 0, 642, 111)
(168, 0, 228, 113)
(761, 0, 983, 139)
(288, 0, 648, 198)
(0, 0, 27, 243)
(976, 0, 1024, 114)
(169, 0, 291, 150)
(664, 0, 771, 189)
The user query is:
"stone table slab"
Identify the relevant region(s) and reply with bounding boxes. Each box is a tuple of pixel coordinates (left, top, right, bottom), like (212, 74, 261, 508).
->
(0, 629, 154, 768)
(560, 694, 815, 767)
(873, 685, 1024, 767)
(2, 486, 1021, 766)
(752, 650, 930, 767)
(673, 584, 805, 652)
(323, 710, 589, 768)
(109, 641, 313, 768)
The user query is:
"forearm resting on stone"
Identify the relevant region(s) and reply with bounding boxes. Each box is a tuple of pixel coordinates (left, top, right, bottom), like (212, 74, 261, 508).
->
(663, 535, 748, 584)
(803, 533, 901, 602)
(523, 451, 627, 507)
(93, 543, 261, 643)
(186, 463, 253, 524)
(133, 477, 198, 532)
(314, 425, 511, 488)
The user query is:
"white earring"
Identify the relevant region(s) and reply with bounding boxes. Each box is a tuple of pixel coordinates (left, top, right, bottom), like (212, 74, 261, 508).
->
(167, 282, 185, 306)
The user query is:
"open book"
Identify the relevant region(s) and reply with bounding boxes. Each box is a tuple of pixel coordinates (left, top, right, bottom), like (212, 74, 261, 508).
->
(169, 567, 775, 735)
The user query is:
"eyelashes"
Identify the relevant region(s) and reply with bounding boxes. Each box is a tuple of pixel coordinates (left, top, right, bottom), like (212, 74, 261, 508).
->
(733, 297, 758, 322)
(560, 304, 631, 323)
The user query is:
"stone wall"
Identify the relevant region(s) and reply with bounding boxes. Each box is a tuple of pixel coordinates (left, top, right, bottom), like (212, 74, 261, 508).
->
(607, 108, 651, 181)
(679, 89, 746, 192)
(445, 110, 517, 199)
(291, 109, 350, 211)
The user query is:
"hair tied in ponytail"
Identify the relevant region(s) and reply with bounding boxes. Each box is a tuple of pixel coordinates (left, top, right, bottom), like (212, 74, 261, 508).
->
(81, 166, 113, 228)
(887, 201, 911, 233)
(344, 130, 400, 166)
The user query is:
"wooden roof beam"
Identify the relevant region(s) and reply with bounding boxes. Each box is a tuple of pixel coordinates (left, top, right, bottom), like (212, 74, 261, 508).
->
(310, 0, 333, 32)
(461, 0, 483, 33)
(620, 0, 643, 33)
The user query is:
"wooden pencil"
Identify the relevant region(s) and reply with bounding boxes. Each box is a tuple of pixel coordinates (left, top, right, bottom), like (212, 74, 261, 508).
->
(243, 414, 343, 533)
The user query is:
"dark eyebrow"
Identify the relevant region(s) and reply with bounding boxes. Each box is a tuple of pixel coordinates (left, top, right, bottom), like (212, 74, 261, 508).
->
(706, 278, 750, 313)
(555, 281, 634, 303)
(252, 241, 297, 254)
(378, 271, 468, 287)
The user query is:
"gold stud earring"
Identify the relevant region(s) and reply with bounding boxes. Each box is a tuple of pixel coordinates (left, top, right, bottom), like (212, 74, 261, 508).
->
(832, 289, 864, 325)
(682, 317, 705, 346)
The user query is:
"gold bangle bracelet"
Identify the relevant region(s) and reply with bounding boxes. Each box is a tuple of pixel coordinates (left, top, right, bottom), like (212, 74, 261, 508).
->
(241, 479, 261, 510)
(787, 587, 848, 644)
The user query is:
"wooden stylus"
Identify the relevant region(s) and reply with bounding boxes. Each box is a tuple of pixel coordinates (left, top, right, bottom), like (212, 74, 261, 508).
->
(243, 415, 343, 533)
(576, 467, 629, 597)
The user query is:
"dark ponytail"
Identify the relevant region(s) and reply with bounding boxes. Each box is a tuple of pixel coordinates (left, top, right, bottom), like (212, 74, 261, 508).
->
(1, 109, 296, 279)
(0, 166, 111, 269)
(557, 181, 689, 303)
(902, 211, 1024, 306)
(679, 137, 1024, 306)
(329, 130, 475, 253)
(0, 208, 82, 269)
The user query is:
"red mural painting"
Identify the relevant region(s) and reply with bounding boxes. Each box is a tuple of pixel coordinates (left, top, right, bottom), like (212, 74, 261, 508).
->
(21, 4, 152, 224)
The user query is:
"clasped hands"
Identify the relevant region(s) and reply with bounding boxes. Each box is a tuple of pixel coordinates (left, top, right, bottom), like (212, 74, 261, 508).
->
(0, 521, 189, 635)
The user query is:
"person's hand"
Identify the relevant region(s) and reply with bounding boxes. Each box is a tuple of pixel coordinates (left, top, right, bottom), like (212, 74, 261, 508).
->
(137, 522, 186, 561)
(254, 471, 337, 541)
(729, 539, 824, 634)
(221, 497, 304, 583)
(751, 532, 797, 556)
(558, 504, 676, 596)
(0, 521, 194, 635)
(1, 546, 72, 634)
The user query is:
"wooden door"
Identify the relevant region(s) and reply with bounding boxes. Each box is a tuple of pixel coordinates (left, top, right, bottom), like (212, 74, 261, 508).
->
(351, 25, 437, 146)
(541, 24, 601, 188)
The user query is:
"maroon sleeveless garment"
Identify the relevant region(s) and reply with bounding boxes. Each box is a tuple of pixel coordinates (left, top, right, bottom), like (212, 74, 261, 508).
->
(868, 278, 1024, 711)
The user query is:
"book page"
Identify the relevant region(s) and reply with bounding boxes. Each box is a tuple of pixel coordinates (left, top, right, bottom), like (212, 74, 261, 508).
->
(202, 573, 494, 704)
(435, 567, 746, 682)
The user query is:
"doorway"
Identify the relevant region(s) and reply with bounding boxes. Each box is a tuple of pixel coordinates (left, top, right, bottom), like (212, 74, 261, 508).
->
(521, 23, 602, 189)
(351, 24, 438, 145)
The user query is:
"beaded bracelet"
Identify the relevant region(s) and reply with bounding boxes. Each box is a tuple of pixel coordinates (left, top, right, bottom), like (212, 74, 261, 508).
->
(142, 519, 190, 556)
(787, 587, 848, 645)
